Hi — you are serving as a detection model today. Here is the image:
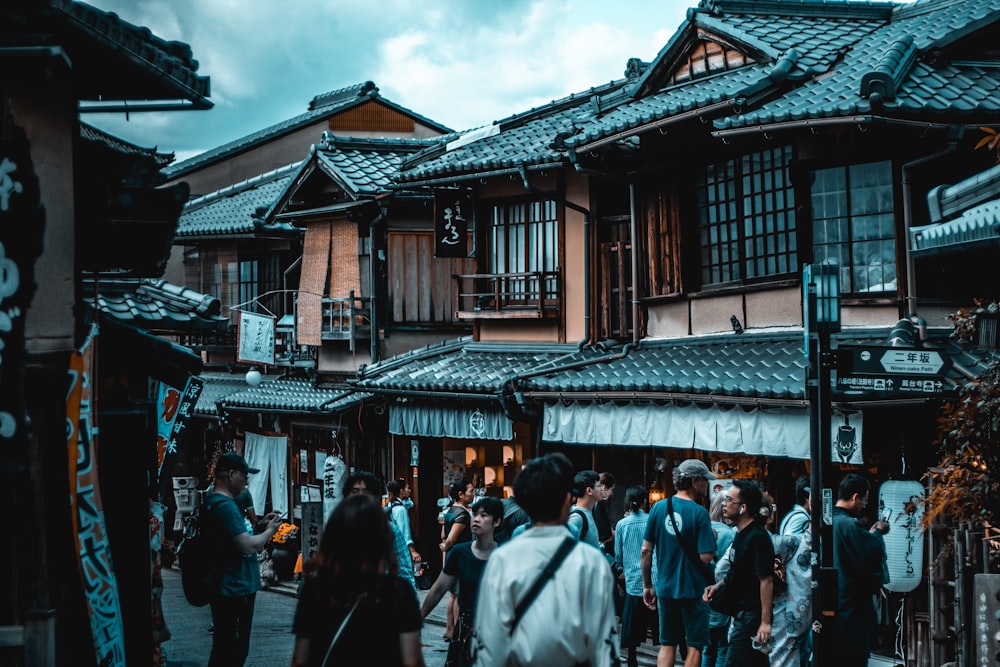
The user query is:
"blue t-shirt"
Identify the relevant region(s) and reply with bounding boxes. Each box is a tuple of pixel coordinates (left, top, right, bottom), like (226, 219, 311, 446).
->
(644, 495, 715, 599)
(205, 492, 262, 597)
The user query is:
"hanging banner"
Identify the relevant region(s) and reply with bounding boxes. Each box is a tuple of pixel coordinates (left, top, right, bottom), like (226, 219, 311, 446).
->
(237, 310, 275, 365)
(0, 122, 45, 472)
(831, 410, 864, 465)
(68, 325, 126, 666)
(157, 376, 204, 478)
(434, 189, 471, 258)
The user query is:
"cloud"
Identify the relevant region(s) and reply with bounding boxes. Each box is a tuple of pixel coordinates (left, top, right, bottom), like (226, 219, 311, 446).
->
(84, 0, 687, 160)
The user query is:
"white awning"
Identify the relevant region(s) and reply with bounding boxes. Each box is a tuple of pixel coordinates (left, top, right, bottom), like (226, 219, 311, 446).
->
(542, 402, 825, 459)
(390, 403, 513, 441)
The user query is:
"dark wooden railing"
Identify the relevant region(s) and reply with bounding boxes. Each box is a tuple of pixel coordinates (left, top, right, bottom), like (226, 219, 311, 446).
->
(453, 271, 560, 319)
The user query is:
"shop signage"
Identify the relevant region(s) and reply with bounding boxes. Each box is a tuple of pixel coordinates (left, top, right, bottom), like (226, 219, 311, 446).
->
(433, 188, 471, 258)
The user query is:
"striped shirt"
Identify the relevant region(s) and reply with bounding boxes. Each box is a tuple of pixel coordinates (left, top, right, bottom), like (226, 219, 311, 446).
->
(614, 510, 657, 596)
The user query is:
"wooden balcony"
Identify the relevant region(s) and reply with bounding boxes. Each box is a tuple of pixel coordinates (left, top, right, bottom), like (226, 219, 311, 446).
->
(453, 271, 560, 320)
(317, 292, 371, 347)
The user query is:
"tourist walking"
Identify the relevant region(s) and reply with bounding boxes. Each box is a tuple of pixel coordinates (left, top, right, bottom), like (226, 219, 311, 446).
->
(703, 479, 773, 667)
(474, 452, 618, 666)
(440, 478, 474, 640)
(290, 492, 424, 667)
(568, 469, 604, 550)
(421, 496, 502, 667)
(615, 485, 658, 667)
(641, 458, 717, 667)
(703, 490, 735, 667)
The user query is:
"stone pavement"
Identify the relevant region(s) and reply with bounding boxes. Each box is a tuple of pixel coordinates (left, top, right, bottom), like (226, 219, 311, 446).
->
(158, 564, 659, 666)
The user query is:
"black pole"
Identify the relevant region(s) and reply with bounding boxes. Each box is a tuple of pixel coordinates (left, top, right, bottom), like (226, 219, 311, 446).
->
(807, 283, 824, 667)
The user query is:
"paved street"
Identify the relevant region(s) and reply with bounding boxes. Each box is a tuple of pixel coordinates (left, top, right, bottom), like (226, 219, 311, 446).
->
(159, 563, 661, 666)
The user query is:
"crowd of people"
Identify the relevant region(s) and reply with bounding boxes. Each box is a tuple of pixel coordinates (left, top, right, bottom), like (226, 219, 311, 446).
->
(193, 450, 891, 667)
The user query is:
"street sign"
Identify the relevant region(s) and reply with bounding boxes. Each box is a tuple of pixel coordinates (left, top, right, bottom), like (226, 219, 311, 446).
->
(878, 349, 948, 375)
(836, 344, 952, 398)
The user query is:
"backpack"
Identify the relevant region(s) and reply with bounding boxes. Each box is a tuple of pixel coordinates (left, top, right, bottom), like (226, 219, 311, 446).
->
(176, 499, 219, 607)
(569, 506, 590, 541)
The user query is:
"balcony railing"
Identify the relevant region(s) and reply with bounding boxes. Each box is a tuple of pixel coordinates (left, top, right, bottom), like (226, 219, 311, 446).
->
(318, 292, 371, 346)
(453, 271, 560, 319)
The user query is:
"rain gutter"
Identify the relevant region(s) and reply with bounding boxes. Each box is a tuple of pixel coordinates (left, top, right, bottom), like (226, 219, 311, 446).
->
(573, 99, 740, 153)
(711, 115, 954, 139)
(900, 125, 963, 318)
(396, 162, 564, 191)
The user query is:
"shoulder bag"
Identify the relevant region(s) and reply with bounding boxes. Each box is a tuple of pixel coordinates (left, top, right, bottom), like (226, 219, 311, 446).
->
(667, 496, 715, 585)
(319, 596, 362, 667)
(508, 536, 577, 635)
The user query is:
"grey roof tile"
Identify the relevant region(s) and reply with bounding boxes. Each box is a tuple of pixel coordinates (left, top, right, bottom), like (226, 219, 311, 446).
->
(177, 164, 300, 237)
(163, 81, 452, 179)
(352, 328, 995, 403)
(195, 374, 367, 415)
(84, 278, 227, 332)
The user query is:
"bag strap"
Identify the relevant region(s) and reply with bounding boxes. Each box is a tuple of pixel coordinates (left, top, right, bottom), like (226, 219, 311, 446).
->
(320, 596, 363, 667)
(569, 506, 589, 541)
(509, 536, 577, 636)
(667, 497, 712, 582)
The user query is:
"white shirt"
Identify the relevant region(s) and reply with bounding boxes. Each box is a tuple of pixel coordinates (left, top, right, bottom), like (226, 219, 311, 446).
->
(474, 524, 618, 667)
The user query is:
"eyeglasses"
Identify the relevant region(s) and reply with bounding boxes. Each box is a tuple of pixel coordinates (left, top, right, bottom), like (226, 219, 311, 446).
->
(722, 495, 742, 506)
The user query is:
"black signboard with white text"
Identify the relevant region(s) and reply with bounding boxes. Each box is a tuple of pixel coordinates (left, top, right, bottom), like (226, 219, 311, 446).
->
(835, 344, 953, 398)
(434, 189, 471, 258)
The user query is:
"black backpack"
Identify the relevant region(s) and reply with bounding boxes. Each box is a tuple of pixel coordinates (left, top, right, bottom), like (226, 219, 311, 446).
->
(569, 506, 590, 541)
(176, 499, 220, 607)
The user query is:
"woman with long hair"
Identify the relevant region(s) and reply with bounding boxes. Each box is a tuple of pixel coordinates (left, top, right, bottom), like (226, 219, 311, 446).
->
(290, 493, 424, 667)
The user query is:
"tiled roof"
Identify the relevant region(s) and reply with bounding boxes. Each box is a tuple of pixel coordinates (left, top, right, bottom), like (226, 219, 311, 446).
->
(396, 0, 1000, 181)
(34, 0, 210, 108)
(354, 337, 586, 395)
(711, 0, 1000, 132)
(163, 81, 452, 179)
(911, 162, 1000, 254)
(351, 328, 997, 403)
(84, 278, 228, 333)
(266, 135, 445, 223)
(80, 122, 174, 168)
(195, 373, 368, 417)
(177, 164, 301, 237)
(396, 79, 629, 185)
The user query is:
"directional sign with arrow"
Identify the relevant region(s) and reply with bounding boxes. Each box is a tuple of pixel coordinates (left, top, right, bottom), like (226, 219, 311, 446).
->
(835, 344, 952, 398)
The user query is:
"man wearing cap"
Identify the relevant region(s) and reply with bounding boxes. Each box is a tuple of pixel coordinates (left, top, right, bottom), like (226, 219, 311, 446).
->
(641, 458, 717, 667)
(204, 452, 282, 667)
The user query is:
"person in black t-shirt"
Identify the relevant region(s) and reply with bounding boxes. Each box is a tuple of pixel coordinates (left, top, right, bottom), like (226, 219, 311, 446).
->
(704, 479, 773, 667)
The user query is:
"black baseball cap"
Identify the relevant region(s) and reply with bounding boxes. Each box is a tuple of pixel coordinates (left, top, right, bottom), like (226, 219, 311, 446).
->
(216, 452, 259, 475)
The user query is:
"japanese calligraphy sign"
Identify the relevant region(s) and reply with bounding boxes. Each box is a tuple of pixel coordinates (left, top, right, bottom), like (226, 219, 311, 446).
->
(237, 310, 275, 365)
(434, 189, 472, 258)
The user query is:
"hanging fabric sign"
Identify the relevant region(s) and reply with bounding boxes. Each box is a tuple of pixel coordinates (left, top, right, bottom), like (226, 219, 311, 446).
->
(831, 409, 864, 465)
(434, 189, 471, 258)
(878, 480, 925, 593)
(238, 310, 275, 365)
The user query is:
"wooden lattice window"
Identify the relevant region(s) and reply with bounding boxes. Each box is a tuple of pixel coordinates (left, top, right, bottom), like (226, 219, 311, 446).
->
(670, 40, 752, 84)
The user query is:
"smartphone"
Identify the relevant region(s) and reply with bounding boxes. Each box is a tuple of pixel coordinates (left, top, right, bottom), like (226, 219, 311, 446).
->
(880, 508, 891, 522)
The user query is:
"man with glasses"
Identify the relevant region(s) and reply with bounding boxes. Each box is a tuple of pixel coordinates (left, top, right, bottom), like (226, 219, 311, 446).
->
(204, 452, 282, 667)
(832, 473, 889, 667)
(704, 479, 774, 667)
(641, 459, 716, 667)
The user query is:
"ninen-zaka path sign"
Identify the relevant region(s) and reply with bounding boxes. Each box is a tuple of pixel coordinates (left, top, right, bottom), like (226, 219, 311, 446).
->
(836, 344, 952, 398)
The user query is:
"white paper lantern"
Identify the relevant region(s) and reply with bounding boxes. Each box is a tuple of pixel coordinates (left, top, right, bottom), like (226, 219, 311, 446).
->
(878, 480, 925, 593)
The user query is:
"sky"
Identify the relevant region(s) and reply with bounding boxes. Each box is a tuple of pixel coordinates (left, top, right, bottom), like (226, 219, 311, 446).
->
(83, 1, 692, 163)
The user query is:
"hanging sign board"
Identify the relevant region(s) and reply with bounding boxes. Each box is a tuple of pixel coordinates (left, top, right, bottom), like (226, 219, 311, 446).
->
(237, 310, 275, 366)
(434, 189, 471, 258)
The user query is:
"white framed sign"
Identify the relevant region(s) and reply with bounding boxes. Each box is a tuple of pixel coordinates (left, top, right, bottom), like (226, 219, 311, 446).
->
(237, 311, 275, 366)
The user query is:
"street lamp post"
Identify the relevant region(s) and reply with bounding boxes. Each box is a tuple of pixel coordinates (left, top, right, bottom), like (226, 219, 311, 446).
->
(803, 263, 840, 667)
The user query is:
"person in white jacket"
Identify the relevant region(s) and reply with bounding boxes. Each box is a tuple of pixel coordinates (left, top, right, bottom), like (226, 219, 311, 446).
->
(474, 452, 618, 667)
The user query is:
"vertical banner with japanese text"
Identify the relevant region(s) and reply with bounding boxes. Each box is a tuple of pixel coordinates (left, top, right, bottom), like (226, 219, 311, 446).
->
(156, 376, 204, 479)
(68, 325, 126, 666)
(434, 189, 472, 258)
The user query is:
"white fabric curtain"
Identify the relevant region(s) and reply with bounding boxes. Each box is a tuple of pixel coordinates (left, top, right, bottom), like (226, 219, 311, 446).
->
(243, 432, 289, 516)
(541, 402, 837, 460)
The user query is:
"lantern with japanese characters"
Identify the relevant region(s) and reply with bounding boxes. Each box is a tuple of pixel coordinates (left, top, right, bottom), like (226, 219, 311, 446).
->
(877, 480, 925, 593)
